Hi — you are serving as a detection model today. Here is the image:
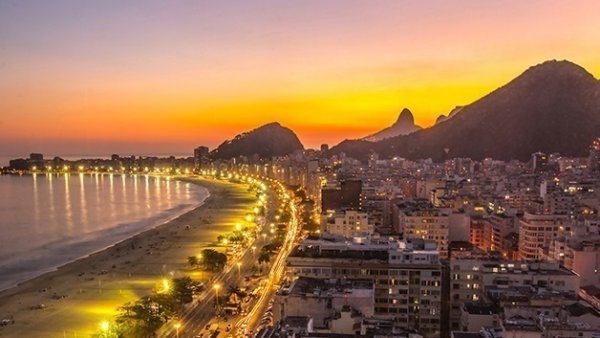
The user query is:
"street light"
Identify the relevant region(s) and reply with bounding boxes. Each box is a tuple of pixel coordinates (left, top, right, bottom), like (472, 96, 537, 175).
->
(237, 262, 242, 275)
(100, 320, 109, 337)
(213, 284, 221, 307)
(159, 278, 171, 294)
(174, 322, 181, 338)
(252, 245, 257, 258)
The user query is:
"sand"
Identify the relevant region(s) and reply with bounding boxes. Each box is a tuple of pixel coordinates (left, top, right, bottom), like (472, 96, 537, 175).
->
(0, 178, 255, 338)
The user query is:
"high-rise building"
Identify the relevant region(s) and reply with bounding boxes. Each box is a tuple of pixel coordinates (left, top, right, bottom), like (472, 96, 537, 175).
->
(193, 146, 210, 170)
(518, 212, 569, 261)
(532, 152, 549, 173)
(395, 199, 449, 259)
(29, 153, 43, 161)
(286, 237, 444, 338)
(449, 258, 579, 331)
(588, 137, 600, 172)
(321, 179, 362, 211)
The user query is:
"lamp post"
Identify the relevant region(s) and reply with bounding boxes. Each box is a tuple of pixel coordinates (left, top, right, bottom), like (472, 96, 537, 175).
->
(237, 262, 242, 275)
(213, 284, 221, 308)
(174, 323, 181, 338)
(100, 321, 109, 338)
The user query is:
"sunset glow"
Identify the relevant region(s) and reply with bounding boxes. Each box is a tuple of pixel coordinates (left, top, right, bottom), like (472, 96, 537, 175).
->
(1, 0, 600, 154)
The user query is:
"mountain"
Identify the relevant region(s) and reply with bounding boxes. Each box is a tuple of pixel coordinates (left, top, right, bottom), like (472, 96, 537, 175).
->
(363, 108, 421, 141)
(435, 106, 464, 125)
(211, 122, 304, 159)
(330, 60, 600, 161)
(434, 115, 447, 125)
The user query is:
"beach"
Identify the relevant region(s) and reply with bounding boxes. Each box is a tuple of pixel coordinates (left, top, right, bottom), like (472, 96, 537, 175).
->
(0, 177, 255, 337)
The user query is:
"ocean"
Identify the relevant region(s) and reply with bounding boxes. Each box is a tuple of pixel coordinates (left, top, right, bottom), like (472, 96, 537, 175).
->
(0, 173, 208, 291)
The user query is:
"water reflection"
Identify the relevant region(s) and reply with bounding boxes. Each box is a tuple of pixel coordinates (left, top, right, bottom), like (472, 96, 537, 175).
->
(64, 174, 73, 234)
(80, 173, 89, 231)
(0, 174, 205, 289)
(32, 173, 40, 232)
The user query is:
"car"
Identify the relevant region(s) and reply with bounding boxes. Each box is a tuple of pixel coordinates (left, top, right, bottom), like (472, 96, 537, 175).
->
(226, 324, 232, 332)
(205, 324, 211, 330)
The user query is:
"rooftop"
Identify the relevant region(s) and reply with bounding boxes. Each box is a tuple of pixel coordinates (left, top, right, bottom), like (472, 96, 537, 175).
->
(463, 303, 499, 315)
(452, 332, 483, 338)
(285, 277, 373, 297)
(281, 316, 312, 329)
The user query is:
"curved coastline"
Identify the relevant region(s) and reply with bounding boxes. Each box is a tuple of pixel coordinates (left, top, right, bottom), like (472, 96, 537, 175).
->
(0, 186, 209, 292)
(0, 174, 209, 292)
(0, 177, 256, 337)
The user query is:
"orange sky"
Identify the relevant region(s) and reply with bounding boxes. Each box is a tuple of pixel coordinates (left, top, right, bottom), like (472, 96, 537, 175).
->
(0, 1, 599, 156)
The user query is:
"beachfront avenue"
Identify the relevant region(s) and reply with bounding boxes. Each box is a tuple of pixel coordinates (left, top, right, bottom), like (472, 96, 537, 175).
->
(0, 169, 301, 338)
(146, 172, 301, 338)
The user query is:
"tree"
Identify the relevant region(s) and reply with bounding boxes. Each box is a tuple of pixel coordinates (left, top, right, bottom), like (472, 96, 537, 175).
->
(115, 295, 174, 338)
(258, 252, 271, 265)
(187, 256, 199, 269)
(172, 277, 195, 304)
(201, 249, 227, 271)
(91, 321, 123, 338)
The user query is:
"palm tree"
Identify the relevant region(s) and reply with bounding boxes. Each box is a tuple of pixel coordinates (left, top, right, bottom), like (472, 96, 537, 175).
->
(258, 252, 271, 265)
(187, 256, 199, 269)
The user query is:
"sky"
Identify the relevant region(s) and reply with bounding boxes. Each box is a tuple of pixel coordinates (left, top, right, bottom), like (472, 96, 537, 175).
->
(1, 0, 600, 157)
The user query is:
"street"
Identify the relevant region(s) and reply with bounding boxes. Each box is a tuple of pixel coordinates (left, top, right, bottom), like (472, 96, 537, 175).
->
(159, 177, 299, 338)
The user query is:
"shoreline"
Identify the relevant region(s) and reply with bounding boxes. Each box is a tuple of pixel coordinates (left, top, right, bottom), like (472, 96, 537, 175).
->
(0, 177, 255, 337)
(0, 189, 209, 293)
(0, 174, 209, 292)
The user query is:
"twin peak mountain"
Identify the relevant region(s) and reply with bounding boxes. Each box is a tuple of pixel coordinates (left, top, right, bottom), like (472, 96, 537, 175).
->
(211, 59, 600, 161)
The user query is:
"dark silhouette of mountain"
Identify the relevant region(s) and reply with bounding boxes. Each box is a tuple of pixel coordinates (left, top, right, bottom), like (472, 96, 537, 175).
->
(435, 106, 464, 125)
(434, 115, 447, 125)
(330, 60, 600, 161)
(211, 122, 304, 159)
(363, 108, 421, 141)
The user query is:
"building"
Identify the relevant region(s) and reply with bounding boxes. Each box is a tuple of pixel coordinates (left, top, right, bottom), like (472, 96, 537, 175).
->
(286, 237, 444, 338)
(194, 146, 210, 170)
(550, 237, 600, 286)
(518, 213, 569, 261)
(322, 210, 374, 238)
(532, 152, 549, 173)
(459, 303, 500, 332)
(483, 214, 517, 255)
(273, 277, 374, 329)
(588, 138, 600, 173)
(449, 258, 579, 330)
(322, 180, 362, 211)
(395, 200, 449, 259)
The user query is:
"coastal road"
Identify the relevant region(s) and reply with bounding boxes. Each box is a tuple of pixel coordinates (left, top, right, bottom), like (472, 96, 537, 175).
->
(233, 189, 298, 335)
(159, 178, 296, 338)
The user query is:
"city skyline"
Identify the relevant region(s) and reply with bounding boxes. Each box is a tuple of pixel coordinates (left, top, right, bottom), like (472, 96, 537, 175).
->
(1, 0, 600, 155)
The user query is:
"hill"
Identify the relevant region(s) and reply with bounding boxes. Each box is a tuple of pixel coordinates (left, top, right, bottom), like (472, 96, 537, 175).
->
(330, 60, 600, 161)
(211, 122, 304, 159)
(363, 108, 421, 141)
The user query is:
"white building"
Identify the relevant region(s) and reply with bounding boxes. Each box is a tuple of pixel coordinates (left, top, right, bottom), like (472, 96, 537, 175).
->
(322, 210, 374, 238)
(518, 212, 569, 261)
